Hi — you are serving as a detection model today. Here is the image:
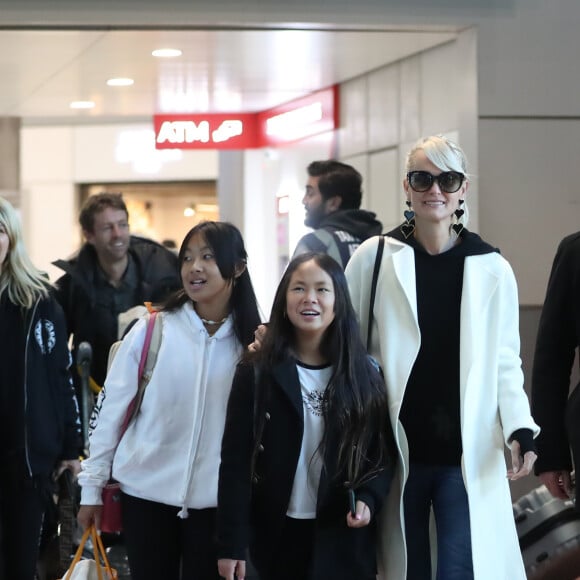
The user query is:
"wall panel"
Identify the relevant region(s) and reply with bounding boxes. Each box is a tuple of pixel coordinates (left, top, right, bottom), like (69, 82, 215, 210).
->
(368, 65, 399, 151)
(368, 148, 399, 232)
(338, 76, 368, 158)
(480, 118, 580, 304)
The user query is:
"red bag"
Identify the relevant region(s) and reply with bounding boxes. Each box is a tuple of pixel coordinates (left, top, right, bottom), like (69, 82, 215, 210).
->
(100, 482, 123, 534)
(100, 311, 159, 534)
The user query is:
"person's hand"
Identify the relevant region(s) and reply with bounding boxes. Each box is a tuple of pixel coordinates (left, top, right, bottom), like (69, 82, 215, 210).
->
(55, 459, 81, 479)
(539, 470, 573, 500)
(507, 439, 537, 481)
(77, 505, 103, 531)
(248, 324, 268, 353)
(218, 558, 246, 580)
(346, 500, 371, 528)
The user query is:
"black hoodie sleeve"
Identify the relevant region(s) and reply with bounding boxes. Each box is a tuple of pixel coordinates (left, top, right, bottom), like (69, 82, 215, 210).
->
(532, 233, 580, 473)
(51, 297, 82, 459)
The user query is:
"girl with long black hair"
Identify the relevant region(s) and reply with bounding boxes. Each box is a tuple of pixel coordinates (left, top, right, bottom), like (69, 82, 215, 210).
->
(78, 221, 261, 580)
(217, 252, 395, 580)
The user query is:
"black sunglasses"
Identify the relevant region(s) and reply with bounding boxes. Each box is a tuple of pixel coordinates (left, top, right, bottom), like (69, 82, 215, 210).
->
(407, 170, 465, 194)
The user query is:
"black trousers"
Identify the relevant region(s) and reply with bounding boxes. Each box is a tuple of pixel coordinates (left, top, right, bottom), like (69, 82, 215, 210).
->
(257, 516, 315, 580)
(0, 470, 49, 580)
(255, 516, 376, 580)
(121, 492, 221, 580)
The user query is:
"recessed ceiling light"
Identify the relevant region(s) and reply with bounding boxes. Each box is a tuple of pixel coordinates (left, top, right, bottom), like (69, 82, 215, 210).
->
(183, 204, 196, 217)
(152, 48, 182, 58)
(70, 101, 95, 109)
(107, 78, 134, 87)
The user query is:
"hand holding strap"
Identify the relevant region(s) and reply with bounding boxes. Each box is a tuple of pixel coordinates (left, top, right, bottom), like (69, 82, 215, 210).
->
(62, 524, 115, 579)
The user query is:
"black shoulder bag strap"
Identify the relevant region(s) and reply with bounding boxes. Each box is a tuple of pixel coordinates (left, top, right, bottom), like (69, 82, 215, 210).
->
(367, 235, 385, 349)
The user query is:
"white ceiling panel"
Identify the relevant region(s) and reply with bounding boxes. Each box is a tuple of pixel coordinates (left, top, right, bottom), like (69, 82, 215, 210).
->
(0, 28, 459, 123)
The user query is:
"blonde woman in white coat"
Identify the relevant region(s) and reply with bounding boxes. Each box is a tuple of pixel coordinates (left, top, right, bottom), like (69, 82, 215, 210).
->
(345, 135, 538, 580)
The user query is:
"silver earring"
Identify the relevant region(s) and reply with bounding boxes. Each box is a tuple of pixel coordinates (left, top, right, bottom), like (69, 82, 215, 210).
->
(401, 200, 415, 239)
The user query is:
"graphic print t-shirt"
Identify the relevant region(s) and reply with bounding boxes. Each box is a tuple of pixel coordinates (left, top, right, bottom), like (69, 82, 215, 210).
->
(286, 361, 332, 519)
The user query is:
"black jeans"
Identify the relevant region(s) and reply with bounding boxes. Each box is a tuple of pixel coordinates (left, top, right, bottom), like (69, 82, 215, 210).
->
(0, 467, 50, 580)
(121, 492, 221, 580)
(256, 516, 315, 580)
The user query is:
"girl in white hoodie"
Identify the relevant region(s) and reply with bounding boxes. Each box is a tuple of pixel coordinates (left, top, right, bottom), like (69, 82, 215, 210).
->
(77, 221, 261, 580)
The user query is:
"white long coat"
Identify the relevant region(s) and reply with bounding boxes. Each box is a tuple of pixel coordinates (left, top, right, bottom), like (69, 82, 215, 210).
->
(345, 236, 539, 580)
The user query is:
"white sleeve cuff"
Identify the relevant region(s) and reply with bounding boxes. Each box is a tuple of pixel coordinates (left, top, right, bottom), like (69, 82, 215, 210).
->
(80, 485, 104, 506)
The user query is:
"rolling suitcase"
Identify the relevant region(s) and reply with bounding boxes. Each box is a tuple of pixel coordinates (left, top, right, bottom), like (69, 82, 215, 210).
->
(514, 484, 580, 579)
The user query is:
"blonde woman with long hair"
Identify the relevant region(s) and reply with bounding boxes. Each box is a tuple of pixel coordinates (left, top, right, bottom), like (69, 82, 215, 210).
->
(0, 197, 81, 579)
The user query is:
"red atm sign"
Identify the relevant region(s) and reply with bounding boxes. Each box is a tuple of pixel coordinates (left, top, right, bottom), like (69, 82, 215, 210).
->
(154, 113, 259, 150)
(153, 86, 338, 150)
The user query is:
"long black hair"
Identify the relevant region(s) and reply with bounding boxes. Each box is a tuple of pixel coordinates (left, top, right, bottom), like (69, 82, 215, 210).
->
(250, 252, 392, 486)
(163, 221, 261, 347)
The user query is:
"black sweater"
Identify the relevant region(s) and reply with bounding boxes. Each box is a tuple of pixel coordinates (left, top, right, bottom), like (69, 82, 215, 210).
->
(387, 227, 533, 463)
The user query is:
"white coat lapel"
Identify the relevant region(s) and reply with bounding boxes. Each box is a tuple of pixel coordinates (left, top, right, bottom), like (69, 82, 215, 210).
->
(391, 243, 418, 321)
(377, 243, 420, 408)
(459, 255, 501, 391)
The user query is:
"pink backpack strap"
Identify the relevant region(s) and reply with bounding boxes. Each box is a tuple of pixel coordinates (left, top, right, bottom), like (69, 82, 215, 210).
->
(120, 311, 158, 435)
(138, 311, 158, 380)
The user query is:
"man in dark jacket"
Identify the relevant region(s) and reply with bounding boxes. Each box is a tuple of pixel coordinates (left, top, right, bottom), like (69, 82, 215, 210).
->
(52, 193, 180, 434)
(292, 160, 382, 269)
(532, 231, 580, 502)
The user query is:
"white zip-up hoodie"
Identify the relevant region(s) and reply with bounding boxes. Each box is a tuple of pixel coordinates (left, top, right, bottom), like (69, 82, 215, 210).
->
(79, 302, 243, 517)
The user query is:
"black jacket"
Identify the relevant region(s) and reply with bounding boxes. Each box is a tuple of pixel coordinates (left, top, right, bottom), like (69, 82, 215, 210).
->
(532, 232, 580, 478)
(293, 210, 383, 269)
(10, 295, 81, 476)
(52, 235, 180, 386)
(217, 359, 394, 580)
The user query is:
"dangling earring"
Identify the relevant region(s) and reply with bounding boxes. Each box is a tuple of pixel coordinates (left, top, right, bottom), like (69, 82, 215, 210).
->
(451, 199, 465, 235)
(401, 200, 415, 239)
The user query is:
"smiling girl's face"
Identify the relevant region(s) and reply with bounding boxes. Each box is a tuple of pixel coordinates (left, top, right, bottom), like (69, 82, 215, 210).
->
(285, 258, 335, 341)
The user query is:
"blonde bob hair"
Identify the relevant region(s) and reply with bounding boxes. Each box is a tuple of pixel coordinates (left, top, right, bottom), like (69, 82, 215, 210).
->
(405, 134, 470, 227)
(0, 197, 49, 308)
(405, 134, 468, 175)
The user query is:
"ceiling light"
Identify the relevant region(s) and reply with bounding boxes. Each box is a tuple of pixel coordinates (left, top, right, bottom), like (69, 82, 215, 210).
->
(70, 101, 95, 109)
(152, 48, 182, 58)
(107, 78, 134, 87)
(183, 204, 196, 218)
(195, 204, 219, 213)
